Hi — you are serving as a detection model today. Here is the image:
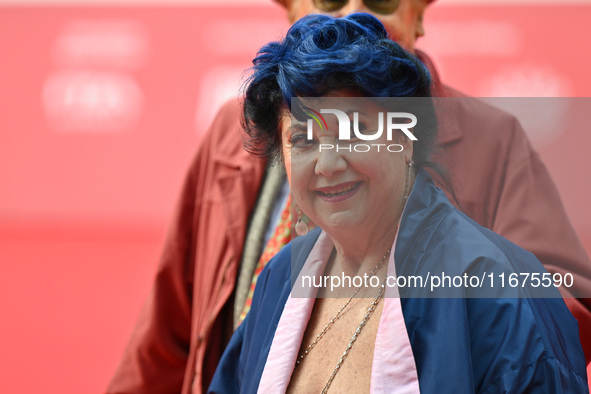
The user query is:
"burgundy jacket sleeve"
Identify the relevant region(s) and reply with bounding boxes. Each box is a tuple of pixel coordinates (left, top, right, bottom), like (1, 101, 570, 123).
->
(490, 117, 591, 361)
(106, 124, 210, 394)
(436, 88, 591, 363)
(106, 98, 265, 393)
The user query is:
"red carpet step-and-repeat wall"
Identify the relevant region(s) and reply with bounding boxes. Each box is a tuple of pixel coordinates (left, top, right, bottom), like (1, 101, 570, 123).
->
(0, 0, 590, 392)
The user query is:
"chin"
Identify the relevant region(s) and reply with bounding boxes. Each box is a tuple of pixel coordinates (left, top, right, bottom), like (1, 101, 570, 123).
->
(320, 212, 362, 233)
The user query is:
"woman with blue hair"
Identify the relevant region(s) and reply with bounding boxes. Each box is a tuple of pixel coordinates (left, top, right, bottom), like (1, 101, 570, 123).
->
(208, 13, 587, 393)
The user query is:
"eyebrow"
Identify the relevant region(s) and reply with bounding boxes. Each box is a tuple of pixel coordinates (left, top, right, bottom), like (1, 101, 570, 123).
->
(289, 119, 307, 130)
(347, 109, 370, 117)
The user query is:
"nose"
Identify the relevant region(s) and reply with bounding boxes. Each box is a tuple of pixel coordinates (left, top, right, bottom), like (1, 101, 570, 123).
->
(314, 144, 348, 177)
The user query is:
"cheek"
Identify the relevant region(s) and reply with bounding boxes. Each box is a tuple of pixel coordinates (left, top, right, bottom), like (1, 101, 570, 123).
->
(376, 159, 407, 201)
(359, 152, 406, 186)
(286, 151, 319, 210)
(282, 145, 293, 188)
(287, 152, 311, 192)
(284, 148, 318, 201)
(287, 158, 311, 214)
(380, 14, 415, 50)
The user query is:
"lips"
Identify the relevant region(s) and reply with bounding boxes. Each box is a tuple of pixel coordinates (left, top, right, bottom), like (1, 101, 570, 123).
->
(315, 181, 362, 202)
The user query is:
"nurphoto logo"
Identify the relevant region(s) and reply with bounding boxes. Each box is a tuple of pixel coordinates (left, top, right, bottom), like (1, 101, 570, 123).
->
(304, 107, 417, 153)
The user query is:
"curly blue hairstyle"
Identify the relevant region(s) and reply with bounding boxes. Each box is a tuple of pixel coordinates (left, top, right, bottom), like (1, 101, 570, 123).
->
(243, 13, 442, 180)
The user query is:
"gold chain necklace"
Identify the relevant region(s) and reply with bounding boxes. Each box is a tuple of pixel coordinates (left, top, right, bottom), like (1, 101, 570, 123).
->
(295, 248, 391, 392)
(322, 278, 387, 394)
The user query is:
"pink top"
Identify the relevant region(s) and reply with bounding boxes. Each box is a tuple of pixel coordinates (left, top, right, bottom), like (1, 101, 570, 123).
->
(257, 231, 420, 393)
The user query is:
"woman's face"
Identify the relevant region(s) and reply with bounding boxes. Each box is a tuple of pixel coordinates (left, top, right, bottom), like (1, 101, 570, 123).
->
(281, 90, 414, 237)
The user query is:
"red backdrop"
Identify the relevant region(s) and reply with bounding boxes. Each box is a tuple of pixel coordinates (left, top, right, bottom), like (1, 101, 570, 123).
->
(0, 3, 589, 392)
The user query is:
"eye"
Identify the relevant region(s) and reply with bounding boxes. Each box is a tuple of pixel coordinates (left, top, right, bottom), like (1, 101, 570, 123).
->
(289, 132, 316, 149)
(356, 121, 368, 133)
(352, 112, 381, 139)
(364, 0, 400, 15)
(314, 0, 348, 12)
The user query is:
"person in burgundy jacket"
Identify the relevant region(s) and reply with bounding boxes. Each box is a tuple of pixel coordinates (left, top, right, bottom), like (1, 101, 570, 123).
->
(107, 1, 591, 393)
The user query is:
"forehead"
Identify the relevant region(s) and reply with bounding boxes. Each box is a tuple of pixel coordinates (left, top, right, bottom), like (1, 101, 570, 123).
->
(295, 89, 383, 110)
(286, 93, 390, 132)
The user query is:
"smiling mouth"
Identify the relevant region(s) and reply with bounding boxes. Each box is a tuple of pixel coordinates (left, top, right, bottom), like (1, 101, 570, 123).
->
(317, 182, 361, 198)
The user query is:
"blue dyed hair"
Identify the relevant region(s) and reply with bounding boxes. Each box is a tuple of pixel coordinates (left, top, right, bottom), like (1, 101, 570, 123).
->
(243, 13, 440, 177)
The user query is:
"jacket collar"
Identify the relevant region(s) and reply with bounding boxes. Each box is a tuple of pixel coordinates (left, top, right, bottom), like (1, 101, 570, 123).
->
(289, 171, 453, 283)
(212, 114, 267, 260)
(395, 169, 454, 271)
